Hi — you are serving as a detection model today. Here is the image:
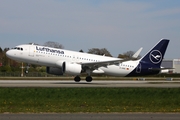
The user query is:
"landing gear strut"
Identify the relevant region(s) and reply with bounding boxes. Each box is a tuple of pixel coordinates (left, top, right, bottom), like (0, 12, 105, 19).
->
(85, 69, 92, 82)
(25, 64, 30, 74)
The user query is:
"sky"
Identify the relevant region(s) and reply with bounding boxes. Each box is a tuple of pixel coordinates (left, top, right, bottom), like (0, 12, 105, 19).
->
(0, 0, 180, 59)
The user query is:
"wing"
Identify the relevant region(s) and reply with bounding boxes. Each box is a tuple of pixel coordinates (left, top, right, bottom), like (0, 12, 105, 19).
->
(79, 58, 135, 71)
(79, 47, 143, 71)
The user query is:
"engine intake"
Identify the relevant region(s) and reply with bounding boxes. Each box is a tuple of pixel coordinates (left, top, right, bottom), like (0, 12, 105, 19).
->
(46, 67, 63, 75)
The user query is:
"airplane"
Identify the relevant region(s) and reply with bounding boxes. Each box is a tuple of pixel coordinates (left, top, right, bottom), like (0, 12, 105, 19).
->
(6, 39, 169, 82)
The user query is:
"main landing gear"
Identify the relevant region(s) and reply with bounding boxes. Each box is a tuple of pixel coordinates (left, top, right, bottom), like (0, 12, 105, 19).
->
(86, 76, 92, 82)
(74, 76, 93, 82)
(74, 76, 81, 82)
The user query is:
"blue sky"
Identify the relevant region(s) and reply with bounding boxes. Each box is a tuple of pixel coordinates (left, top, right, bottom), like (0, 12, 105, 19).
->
(0, 0, 180, 59)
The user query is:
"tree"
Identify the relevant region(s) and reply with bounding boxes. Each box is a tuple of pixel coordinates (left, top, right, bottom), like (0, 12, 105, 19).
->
(88, 48, 112, 57)
(79, 49, 84, 52)
(118, 50, 141, 59)
(0, 65, 11, 72)
(2, 48, 10, 66)
(0, 47, 2, 53)
(0, 47, 2, 66)
(3, 48, 9, 52)
(44, 41, 64, 49)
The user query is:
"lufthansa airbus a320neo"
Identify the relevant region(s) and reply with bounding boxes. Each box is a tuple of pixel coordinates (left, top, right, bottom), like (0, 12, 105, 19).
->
(6, 39, 170, 82)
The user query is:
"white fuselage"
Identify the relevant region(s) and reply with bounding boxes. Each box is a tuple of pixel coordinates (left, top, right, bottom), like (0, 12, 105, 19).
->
(6, 44, 139, 77)
(6, 39, 170, 79)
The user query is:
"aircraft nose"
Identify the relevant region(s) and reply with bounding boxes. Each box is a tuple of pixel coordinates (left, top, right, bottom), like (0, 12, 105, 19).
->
(6, 50, 14, 58)
(6, 50, 10, 57)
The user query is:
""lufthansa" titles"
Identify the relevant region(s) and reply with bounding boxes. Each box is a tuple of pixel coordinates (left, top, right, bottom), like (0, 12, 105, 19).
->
(36, 46, 64, 54)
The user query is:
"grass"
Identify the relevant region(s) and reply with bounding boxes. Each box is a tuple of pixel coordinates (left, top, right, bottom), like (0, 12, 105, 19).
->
(0, 88, 180, 113)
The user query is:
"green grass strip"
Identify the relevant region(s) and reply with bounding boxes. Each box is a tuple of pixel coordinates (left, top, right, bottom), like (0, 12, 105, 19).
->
(0, 88, 180, 113)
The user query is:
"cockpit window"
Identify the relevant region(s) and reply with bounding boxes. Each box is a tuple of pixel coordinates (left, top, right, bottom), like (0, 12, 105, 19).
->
(13, 47, 23, 51)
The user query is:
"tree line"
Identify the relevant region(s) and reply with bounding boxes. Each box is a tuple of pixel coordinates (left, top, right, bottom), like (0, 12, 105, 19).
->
(0, 41, 139, 72)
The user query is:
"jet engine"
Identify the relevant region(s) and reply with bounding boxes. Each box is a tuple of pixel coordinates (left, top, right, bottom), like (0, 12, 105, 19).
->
(47, 62, 82, 76)
(63, 62, 82, 75)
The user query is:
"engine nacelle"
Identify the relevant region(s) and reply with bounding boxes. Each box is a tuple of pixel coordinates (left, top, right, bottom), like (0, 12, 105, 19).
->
(64, 62, 82, 75)
(46, 67, 63, 75)
(47, 61, 82, 76)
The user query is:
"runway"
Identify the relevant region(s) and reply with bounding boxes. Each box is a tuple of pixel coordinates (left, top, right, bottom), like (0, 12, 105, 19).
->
(0, 80, 180, 88)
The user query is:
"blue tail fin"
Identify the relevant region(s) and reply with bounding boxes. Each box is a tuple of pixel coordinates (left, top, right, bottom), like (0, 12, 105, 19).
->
(126, 39, 169, 77)
(140, 39, 169, 67)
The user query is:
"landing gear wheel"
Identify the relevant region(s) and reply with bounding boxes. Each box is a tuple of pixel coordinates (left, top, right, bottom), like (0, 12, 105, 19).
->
(86, 76, 92, 82)
(25, 70, 28, 74)
(74, 76, 81, 82)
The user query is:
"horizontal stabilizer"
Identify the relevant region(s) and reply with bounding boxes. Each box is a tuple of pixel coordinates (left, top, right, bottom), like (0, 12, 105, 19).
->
(149, 67, 174, 71)
(132, 47, 143, 59)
